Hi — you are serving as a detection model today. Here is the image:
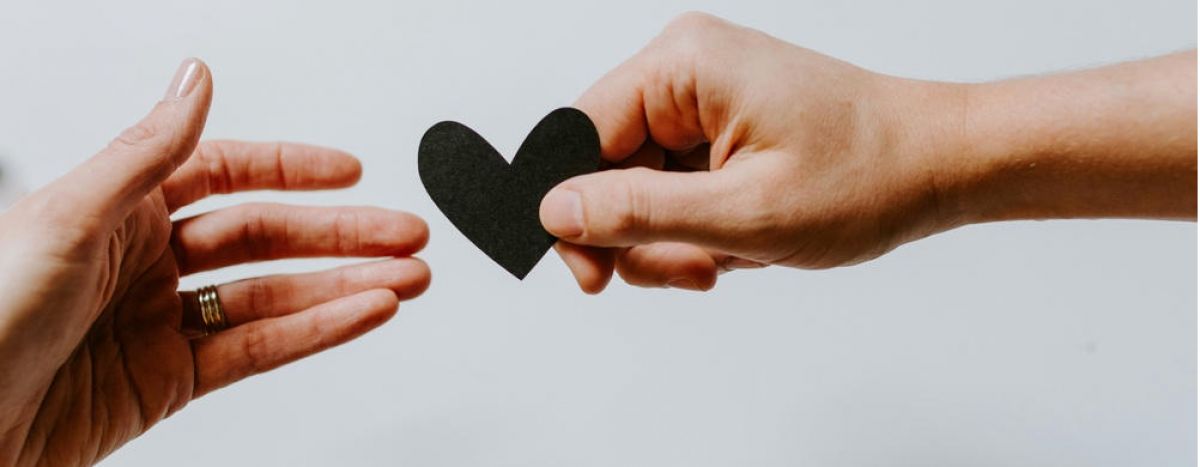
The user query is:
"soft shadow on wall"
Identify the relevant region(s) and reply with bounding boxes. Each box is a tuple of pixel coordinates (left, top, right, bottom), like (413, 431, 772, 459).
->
(0, 152, 27, 210)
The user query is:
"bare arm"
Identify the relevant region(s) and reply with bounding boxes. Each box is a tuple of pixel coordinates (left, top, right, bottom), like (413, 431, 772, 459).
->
(938, 51, 1197, 224)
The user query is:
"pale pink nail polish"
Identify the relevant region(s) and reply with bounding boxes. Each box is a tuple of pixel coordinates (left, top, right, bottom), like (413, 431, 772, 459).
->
(164, 58, 201, 101)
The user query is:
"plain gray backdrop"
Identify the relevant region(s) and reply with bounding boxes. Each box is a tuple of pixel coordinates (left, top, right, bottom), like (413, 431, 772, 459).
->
(0, 1, 1195, 465)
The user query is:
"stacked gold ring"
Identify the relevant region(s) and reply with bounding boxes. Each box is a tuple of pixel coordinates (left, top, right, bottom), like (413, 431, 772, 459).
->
(196, 285, 228, 335)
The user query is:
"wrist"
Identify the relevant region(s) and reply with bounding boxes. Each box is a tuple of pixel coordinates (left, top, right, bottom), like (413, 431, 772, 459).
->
(943, 78, 1060, 225)
(903, 77, 1068, 228)
(914, 53, 1198, 225)
(874, 76, 978, 235)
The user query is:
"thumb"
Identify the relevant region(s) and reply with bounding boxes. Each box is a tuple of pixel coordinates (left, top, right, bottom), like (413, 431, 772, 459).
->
(540, 165, 764, 251)
(40, 58, 213, 227)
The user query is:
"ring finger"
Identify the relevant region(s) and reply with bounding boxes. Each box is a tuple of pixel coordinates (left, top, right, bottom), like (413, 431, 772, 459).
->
(180, 257, 430, 333)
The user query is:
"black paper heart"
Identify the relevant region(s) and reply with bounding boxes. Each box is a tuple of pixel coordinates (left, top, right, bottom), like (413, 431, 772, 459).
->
(418, 107, 601, 279)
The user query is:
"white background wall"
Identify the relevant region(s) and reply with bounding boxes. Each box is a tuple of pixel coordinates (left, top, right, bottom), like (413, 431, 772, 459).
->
(0, 1, 1195, 465)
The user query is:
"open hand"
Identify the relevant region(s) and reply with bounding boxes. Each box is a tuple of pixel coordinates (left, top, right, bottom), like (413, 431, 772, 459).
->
(0, 59, 430, 465)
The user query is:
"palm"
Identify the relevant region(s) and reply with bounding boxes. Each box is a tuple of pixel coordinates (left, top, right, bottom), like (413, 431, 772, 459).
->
(3, 62, 428, 465)
(28, 190, 194, 462)
(2, 136, 429, 466)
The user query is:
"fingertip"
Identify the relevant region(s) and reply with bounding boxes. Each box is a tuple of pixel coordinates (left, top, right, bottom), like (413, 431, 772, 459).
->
(383, 210, 430, 255)
(407, 213, 431, 253)
(170, 58, 214, 132)
(354, 288, 402, 329)
(336, 150, 364, 186)
(662, 269, 718, 292)
(691, 268, 719, 291)
(540, 186, 584, 239)
(288, 143, 363, 188)
(687, 255, 720, 291)
(554, 242, 615, 294)
(74, 57, 214, 220)
(387, 257, 431, 301)
(579, 272, 613, 295)
(327, 288, 403, 338)
(575, 102, 647, 162)
(164, 57, 212, 104)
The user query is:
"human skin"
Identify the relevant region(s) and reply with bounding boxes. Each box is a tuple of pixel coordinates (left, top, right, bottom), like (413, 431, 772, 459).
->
(0, 59, 431, 465)
(540, 12, 1197, 293)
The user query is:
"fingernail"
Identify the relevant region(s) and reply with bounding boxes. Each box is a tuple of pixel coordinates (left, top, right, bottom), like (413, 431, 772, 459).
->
(666, 279, 702, 291)
(164, 58, 201, 101)
(541, 188, 584, 238)
(722, 257, 767, 271)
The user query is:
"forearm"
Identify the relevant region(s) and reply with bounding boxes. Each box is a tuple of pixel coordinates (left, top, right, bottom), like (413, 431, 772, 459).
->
(935, 51, 1197, 224)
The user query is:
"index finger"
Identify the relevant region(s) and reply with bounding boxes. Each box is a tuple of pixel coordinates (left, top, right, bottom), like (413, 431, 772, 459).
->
(574, 14, 731, 162)
(162, 141, 362, 212)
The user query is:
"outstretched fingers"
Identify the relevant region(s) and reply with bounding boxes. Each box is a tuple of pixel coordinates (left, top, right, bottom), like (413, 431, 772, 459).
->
(180, 258, 430, 333)
(171, 204, 428, 275)
(162, 141, 362, 212)
(190, 289, 400, 398)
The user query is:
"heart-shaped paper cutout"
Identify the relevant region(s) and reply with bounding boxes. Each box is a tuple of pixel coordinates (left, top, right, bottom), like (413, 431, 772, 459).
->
(418, 107, 600, 279)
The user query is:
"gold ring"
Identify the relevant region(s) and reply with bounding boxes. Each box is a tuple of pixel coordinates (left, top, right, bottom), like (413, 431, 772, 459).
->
(196, 285, 228, 335)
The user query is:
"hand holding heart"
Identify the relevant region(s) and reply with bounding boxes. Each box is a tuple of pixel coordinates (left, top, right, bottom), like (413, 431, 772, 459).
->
(539, 12, 1196, 293)
(0, 11, 1194, 465)
(419, 108, 599, 279)
(538, 13, 956, 292)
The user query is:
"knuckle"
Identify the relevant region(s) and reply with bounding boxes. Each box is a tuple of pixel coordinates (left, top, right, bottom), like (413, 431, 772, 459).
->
(110, 111, 196, 167)
(650, 12, 728, 80)
(237, 204, 277, 259)
(269, 142, 291, 189)
(107, 114, 195, 180)
(240, 326, 274, 374)
(662, 11, 723, 39)
(334, 268, 355, 295)
(332, 209, 363, 253)
(597, 170, 652, 241)
(657, 12, 728, 55)
(247, 278, 276, 316)
(195, 142, 235, 194)
(112, 120, 160, 149)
